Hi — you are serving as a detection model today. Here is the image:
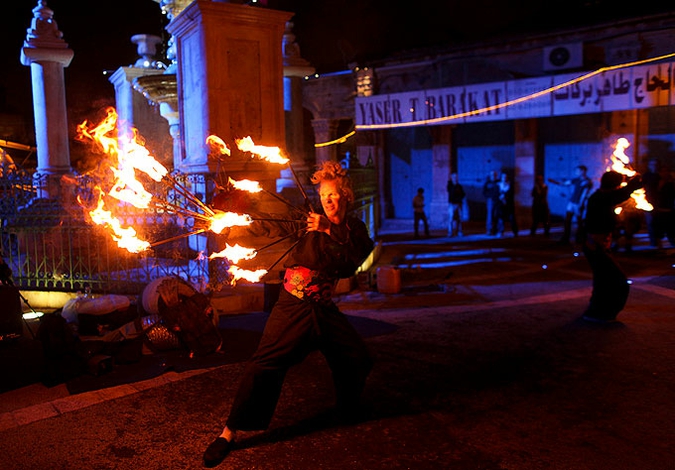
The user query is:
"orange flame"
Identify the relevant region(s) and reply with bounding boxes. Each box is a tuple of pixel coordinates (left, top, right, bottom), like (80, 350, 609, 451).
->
(89, 190, 151, 253)
(76, 108, 118, 156)
(77, 111, 278, 282)
(76, 108, 163, 251)
(229, 177, 262, 193)
(208, 210, 253, 234)
(206, 135, 231, 158)
(607, 138, 653, 212)
(208, 243, 257, 263)
(227, 266, 268, 284)
(108, 166, 154, 209)
(236, 136, 289, 164)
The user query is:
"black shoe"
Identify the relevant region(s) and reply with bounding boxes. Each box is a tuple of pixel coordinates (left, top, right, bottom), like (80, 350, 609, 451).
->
(203, 437, 233, 467)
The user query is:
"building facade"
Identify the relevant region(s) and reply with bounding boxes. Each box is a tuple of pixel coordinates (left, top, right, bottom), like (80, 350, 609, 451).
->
(302, 11, 675, 231)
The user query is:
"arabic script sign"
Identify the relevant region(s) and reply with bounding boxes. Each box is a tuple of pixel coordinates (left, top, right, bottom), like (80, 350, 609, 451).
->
(355, 62, 673, 129)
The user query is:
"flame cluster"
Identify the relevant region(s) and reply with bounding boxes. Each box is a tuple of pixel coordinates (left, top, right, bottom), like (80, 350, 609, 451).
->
(607, 137, 653, 213)
(76, 107, 293, 285)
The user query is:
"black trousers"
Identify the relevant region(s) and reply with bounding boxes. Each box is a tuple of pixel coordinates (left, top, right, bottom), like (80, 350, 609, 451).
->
(414, 212, 429, 237)
(226, 288, 373, 431)
(582, 243, 630, 320)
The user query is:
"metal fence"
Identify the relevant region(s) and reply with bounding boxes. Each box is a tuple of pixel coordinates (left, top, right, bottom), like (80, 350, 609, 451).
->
(1, 166, 378, 297)
(1, 169, 211, 295)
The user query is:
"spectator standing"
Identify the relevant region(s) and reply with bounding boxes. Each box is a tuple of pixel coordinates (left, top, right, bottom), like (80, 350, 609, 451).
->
(549, 164, 593, 245)
(642, 158, 661, 247)
(653, 165, 675, 247)
(413, 187, 430, 238)
(581, 171, 643, 323)
(483, 170, 500, 236)
(530, 175, 550, 237)
(447, 172, 466, 237)
(496, 172, 518, 237)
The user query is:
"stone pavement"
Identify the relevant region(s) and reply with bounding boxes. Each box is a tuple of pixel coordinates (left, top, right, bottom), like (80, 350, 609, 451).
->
(1, 222, 674, 469)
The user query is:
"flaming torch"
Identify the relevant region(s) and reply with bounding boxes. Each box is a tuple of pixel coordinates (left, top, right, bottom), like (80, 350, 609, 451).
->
(607, 137, 653, 212)
(76, 111, 305, 286)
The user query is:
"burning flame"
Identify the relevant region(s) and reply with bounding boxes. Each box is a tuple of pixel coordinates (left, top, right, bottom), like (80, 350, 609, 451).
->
(77, 115, 289, 284)
(108, 166, 154, 209)
(75, 108, 161, 252)
(209, 211, 253, 234)
(209, 243, 257, 263)
(236, 136, 289, 164)
(229, 177, 262, 193)
(227, 266, 268, 284)
(89, 190, 151, 253)
(607, 138, 653, 212)
(76, 108, 118, 156)
(206, 135, 231, 158)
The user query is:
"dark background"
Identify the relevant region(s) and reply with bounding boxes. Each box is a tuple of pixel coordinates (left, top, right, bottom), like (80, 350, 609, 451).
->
(1, 1, 674, 147)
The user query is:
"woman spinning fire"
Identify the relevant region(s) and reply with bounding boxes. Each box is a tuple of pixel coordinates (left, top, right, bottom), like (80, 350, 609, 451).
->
(203, 160, 375, 467)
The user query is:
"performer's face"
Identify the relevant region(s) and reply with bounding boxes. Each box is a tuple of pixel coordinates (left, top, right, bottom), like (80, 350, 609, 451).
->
(319, 180, 346, 223)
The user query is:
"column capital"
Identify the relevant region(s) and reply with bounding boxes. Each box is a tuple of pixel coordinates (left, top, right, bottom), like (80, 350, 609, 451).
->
(22, 1, 69, 50)
(21, 1, 73, 66)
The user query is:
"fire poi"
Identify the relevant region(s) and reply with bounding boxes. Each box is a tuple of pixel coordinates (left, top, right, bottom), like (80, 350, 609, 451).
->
(76, 107, 308, 285)
(606, 137, 653, 213)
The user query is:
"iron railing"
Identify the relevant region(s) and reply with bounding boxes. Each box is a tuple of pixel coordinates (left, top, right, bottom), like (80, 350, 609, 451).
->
(1, 166, 378, 297)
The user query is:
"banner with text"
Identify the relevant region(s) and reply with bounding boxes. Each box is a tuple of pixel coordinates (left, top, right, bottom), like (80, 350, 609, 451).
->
(355, 62, 673, 129)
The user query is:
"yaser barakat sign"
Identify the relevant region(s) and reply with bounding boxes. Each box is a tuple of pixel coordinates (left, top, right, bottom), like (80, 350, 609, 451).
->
(355, 62, 673, 129)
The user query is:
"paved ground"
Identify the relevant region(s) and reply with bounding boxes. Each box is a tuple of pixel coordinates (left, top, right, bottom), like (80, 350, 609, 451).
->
(1, 222, 674, 469)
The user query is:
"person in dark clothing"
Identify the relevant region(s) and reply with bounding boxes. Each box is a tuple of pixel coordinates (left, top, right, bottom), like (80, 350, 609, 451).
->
(447, 172, 466, 237)
(412, 187, 430, 238)
(483, 170, 500, 235)
(641, 158, 661, 247)
(496, 172, 518, 237)
(203, 161, 375, 467)
(550, 165, 593, 244)
(581, 170, 643, 323)
(643, 160, 675, 248)
(530, 175, 550, 237)
(655, 168, 675, 247)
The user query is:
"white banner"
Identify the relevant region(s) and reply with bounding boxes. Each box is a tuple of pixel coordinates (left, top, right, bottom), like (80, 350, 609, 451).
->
(355, 61, 674, 129)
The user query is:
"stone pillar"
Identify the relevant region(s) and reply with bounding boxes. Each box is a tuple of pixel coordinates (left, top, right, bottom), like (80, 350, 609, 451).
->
(311, 118, 339, 164)
(635, 109, 650, 168)
(429, 126, 452, 229)
(167, 1, 292, 178)
(166, 1, 293, 282)
(109, 35, 172, 169)
(278, 21, 315, 198)
(514, 119, 538, 230)
(20, 1, 73, 197)
(283, 21, 314, 161)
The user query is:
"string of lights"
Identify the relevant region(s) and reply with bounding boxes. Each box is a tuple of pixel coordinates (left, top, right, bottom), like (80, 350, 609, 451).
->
(314, 51, 675, 147)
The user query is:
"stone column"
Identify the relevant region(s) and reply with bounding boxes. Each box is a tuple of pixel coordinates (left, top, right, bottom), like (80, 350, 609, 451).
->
(278, 21, 315, 200)
(20, 1, 73, 197)
(166, 1, 293, 282)
(109, 35, 172, 169)
(311, 118, 339, 164)
(514, 119, 538, 230)
(430, 126, 452, 229)
(167, 1, 292, 177)
(283, 21, 314, 161)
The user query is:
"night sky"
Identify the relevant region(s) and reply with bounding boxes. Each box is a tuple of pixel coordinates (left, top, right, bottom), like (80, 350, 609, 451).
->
(1, 1, 674, 145)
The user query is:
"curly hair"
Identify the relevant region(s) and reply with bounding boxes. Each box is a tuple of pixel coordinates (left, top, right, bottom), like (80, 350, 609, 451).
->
(310, 161, 354, 204)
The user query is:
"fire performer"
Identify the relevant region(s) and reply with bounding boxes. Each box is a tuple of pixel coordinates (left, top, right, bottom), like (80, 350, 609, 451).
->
(203, 161, 374, 466)
(581, 170, 643, 323)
